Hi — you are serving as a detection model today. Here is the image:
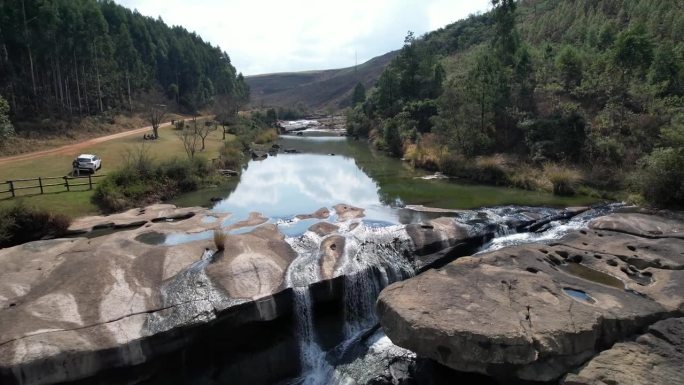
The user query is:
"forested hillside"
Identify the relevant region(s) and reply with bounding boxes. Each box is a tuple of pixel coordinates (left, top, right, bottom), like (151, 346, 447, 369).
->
(0, 0, 249, 120)
(349, 0, 683, 207)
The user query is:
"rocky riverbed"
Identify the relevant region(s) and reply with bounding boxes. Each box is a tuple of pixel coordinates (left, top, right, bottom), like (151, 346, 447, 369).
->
(377, 211, 684, 385)
(1, 203, 682, 385)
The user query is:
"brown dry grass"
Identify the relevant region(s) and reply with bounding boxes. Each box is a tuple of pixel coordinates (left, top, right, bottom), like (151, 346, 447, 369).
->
(213, 229, 227, 251)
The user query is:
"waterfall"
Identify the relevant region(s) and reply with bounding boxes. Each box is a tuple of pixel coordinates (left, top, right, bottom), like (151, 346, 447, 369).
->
(285, 223, 417, 385)
(342, 268, 381, 339)
(292, 287, 332, 385)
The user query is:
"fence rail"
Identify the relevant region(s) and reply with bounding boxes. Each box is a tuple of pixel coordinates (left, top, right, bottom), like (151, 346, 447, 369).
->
(0, 174, 107, 198)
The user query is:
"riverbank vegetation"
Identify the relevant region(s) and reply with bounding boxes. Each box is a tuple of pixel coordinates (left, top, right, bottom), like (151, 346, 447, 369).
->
(92, 115, 277, 212)
(348, 0, 683, 208)
(93, 151, 217, 212)
(0, 203, 70, 248)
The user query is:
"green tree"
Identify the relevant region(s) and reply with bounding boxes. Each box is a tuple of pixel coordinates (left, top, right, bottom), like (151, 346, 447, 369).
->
(613, 25, 654, 75)
(514, 45, 536, 111)
(383, 118, 403, 157)
(556, 45, 583, 90)
(351, 82, 366, 106)
(638, 147, 684, 207)
(433, 83, 492, 156)
(375, 68, 400, 117)
(0, 95, 15, 145)
(598, 21, 618, 50)
(265, 108, 278, 126)
(491, 0, 519, 66)
(649, 42, 682, 95)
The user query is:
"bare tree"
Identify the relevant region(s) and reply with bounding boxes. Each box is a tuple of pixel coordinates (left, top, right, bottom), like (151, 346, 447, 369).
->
(198, 121, 217, 150)
(147, 103, 167, 138)
(177, 118, 201, 159)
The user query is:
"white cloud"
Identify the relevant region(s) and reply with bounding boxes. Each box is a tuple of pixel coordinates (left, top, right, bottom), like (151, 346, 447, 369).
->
(115, 0, 491, 75)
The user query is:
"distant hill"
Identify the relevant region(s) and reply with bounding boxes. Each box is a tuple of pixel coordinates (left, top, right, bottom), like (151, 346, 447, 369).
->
(246, 50, 398, 111)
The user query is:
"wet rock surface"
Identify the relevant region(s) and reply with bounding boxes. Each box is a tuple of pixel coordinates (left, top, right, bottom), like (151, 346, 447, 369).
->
(377, 212, 684, 383)
(0, 203, 596, 385)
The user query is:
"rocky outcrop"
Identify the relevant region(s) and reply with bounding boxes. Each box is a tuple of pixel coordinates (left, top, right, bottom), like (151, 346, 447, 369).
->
(334, 204, 365, 221)
(563, 317, 684, 385)
(68, 204, 224, 234)
(0, 203, 587, 385)
(296, 207, 330, 220)
(377, 213, 684, 383)
(589, 212, 683, 238)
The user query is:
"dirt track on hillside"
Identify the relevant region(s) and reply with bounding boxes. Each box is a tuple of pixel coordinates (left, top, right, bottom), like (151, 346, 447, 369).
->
(0, 118, 206, 166)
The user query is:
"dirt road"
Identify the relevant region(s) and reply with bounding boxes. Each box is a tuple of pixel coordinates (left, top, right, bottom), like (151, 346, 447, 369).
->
(0, 119, 203, 166)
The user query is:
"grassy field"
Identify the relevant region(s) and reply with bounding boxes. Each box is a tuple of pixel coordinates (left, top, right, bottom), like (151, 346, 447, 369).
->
(0, 122, 229, 217)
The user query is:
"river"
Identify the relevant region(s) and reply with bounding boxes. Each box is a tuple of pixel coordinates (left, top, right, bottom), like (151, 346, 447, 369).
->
(165, 129, 608, 385)
(173, 131, 598, 228)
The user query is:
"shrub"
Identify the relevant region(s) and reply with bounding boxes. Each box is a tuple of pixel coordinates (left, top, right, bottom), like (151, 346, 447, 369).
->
(253, 129, 278, 144)
(508, 164, 548, 191)
(636, 147, 684, 207)
(404, 134, 446, 171)
(218, 141, 244, 170)
(438, 154, 467, 177)
(471, 155, 510, 185)
(544, 163, 582, 196)
(93, 157, 215, 212)
(0, 204, 71, 248)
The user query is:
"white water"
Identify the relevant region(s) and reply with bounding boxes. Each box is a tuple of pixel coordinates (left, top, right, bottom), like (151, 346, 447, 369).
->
(284, 204, 625, 385)
(292, 287, 333, 385)
(479, 203, 626, 253)
(284, 221, 417, 385)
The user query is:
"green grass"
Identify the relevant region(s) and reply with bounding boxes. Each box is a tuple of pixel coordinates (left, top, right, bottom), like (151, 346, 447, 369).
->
(0, 122, 227, 217)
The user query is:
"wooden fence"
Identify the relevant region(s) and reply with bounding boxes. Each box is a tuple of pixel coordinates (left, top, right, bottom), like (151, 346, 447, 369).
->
(0, 174, 107, 199)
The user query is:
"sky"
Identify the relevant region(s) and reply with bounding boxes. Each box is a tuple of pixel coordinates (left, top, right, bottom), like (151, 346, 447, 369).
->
(115, 0, 492, 76)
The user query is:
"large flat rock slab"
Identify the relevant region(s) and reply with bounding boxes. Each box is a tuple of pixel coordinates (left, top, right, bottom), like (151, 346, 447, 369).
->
(552, 228, 684, 270)
(563, 317, 684, 385)
(589, 213, 684, 238)
(377, 213, 684, 382)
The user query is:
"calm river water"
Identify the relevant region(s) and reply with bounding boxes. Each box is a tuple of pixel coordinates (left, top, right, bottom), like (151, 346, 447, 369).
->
(172, 132, 599, 229)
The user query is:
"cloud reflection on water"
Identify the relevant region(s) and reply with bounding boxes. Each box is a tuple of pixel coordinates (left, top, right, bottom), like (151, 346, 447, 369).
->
(212, 154, 383, 220)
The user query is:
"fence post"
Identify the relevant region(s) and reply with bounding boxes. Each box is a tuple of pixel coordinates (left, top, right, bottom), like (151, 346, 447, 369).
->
(64, 176, 70, 192)
(88, 174, 93, 190)
(38, 177, 44, 194)
(8, 181, 15, 198)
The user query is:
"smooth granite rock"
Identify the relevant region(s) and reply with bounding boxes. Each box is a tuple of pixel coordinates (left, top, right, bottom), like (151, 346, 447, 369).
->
(0, 203, 582, 385)
(378, 213, 684, 382)
(589, 213, 683, 238)
(563, 317, 684, 385)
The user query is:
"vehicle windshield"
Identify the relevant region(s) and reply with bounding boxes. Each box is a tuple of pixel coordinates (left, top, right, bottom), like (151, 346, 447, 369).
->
(77, 157, 92, 162)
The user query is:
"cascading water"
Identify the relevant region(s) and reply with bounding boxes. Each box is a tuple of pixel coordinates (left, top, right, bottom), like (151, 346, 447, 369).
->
(291, 286, 333, 385)
(479, 203, 626, 253)
(321, 204, 628, 385)
(284, 220, 417, 385)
